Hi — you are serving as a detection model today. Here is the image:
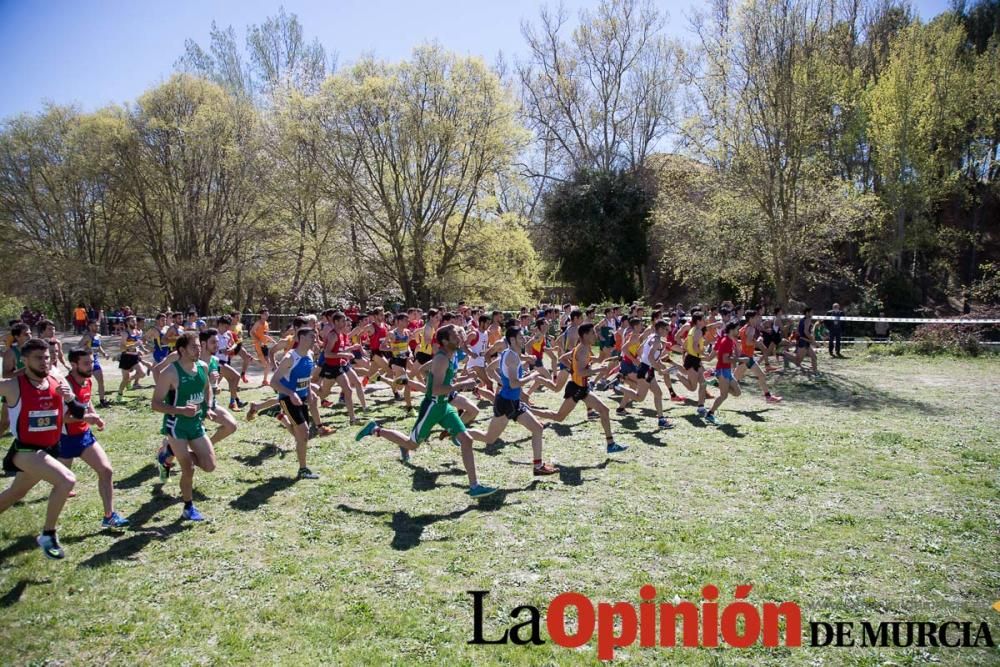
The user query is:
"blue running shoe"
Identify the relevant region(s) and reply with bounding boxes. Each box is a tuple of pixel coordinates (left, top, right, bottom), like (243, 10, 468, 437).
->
(156, 448, 172, 482)
(468, 484, 497, 499)
(696, 406, 708, 418)
(36, 533, 64, 560)
(451, 435, 462, 448)
(181, 505, 205, 522)
(101, 512, 130, 529)
(658, 417, 674, 429)
(606, 442, 628, 454)
(355, 420, 379, 442)
(706, 413, 721, 426)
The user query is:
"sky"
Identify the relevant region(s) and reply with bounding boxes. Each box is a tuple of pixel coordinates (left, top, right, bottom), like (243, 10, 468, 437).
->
(0, 0, 954, 120)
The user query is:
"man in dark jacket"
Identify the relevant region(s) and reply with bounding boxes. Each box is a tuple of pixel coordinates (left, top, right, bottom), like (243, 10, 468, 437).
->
(826, 303, 845, 357)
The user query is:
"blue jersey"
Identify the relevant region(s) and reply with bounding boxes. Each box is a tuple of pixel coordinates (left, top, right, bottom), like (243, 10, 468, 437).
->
(280, 350, 314, 399)
(498, 349, 522, 400)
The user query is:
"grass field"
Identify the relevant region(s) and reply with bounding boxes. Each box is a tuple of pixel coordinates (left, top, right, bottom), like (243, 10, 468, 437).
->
(1, 352, 998, 665)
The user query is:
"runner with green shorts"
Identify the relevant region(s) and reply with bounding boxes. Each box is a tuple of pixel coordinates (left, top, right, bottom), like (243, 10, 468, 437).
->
(151, 332, 216, 521)
(355, 324, 496, 498)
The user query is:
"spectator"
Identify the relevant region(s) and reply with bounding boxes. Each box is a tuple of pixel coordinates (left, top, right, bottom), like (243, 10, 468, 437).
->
(826, 302, 845, 358)
(73, 302, 88, 334)
(874, 313, 890, 341)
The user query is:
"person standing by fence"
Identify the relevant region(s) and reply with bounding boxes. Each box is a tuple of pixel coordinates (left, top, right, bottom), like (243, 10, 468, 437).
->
(826, 303, 845, 358)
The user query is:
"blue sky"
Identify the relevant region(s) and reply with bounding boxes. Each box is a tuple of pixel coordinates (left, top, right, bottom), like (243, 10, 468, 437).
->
(0, 0, 953, 119)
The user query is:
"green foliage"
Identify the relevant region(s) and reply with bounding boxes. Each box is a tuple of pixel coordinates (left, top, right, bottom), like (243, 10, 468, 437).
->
(541, 169, 653, 303)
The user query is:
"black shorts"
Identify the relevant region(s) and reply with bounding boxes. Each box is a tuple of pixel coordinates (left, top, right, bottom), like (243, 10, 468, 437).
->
(352, 350, 363, 361)
(119, 353, 141, 370)
(494, 396, 527, 420)
(279, 396, 311, 426)
(319, 364, 349, 380)
(415, 351, 433, 364)
(796, 338, 811, 349)
(390, 355, 409, 369)
(218, 358, 231, 367)
(372, 350, 392, 361)
(233, 342, 243, 355)
(683, 354, 702, 371)
(762, 332, 782, 347)
(564, 381, 589, 402)
(635, 362, 656, 382)
(3, 440, 56, 476)
(261, 345, 270, 359)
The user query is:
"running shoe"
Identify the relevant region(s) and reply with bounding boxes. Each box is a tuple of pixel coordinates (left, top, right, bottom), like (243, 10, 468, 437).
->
(36, 533, 64, 560)
(705, 413, 721, 426)
(587, 410, 599, 420)
(229, 399, 244, 412)
(533, 463, 559, 476)
(606, 442, 628, 454)
(399, 447, 410, 462)
(615, 406, 628, 415)
(765, 394, 783, 404)
(468, 484, 498, 499)
(98, 399, 112, 409)
(241, 374, 249, 384)
(696, 406, 708, 418)
(670, 394, 685, 403)
(297, 467, 319, 480)
(181, 505, 205, 522)
(321, 399, 333, 409)
(317, 425, 334, 437)
(246, 402, 258, 422)
(355, 420, 379, 441)
(595, 380, 608, 391)
(658, 416, 674, 429)
(156, 448, 172, 482)
(101, 512, 130, 529)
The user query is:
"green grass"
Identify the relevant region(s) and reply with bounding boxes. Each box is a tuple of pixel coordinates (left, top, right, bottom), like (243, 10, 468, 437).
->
(1, 355, 999, 665)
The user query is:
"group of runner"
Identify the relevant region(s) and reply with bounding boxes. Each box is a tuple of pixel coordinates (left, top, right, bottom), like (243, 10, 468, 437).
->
(0, 299, 823, 560)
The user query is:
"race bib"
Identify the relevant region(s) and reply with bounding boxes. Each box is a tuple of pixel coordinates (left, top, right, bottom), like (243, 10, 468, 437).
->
(28, 409, 59, 432)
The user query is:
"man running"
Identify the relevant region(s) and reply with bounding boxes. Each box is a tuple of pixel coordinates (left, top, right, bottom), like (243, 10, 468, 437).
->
(705, 322, 741, 425)
(151, 333, 217, 521)
(0, 338, 84, 559)
(616, 320, 673, 429)
(466, 327, 558, 476)
(57, 349, 129, 528)
(784, 307, 819, 374)
(251, 309, 276, 386)
(317, 312, 366, 424)
(735, 310, 783, 404)
(271, 327, 326, 479)
(533, 323, 627, 454)
(355, 325, 498, 498)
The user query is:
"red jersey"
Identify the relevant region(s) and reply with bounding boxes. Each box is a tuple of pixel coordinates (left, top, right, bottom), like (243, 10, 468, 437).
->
(64, 374, 92, 437)
(325, 332, 351, 367)
(11, 374, 63, 447)
(406, 319, 423, 352)
(715, 336, 736, 370)
(369, 322, 388, 352)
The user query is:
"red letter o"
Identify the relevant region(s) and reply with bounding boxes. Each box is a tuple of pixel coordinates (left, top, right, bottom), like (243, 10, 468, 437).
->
(547, 592, 596, 648)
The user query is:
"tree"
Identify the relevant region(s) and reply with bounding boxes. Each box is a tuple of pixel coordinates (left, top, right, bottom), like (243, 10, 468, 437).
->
(541, 168, 654, 303)
(117, 75, 269, 312)
(316, 45, 527, 307)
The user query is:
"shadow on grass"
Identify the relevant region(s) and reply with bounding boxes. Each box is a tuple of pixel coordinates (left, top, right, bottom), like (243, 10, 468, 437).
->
(773, 369, 941, 414)
(115, 464, 159, 490)
(633, 430, 670, 447)
(230, 476, 297, 511)
(77, 520, 191, 569)
(547, 421, 586, 437)
(0, 578, 51, 608)
(337, 481, 541, 550)
(733, 408, 771, 422)
(401, 460, 466, 492)
(233, 441, 286, 467)
(555, 458, 627, 486)
(0, 530, 104, 564)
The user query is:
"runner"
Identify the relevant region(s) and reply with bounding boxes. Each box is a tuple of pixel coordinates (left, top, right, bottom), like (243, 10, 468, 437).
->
(0, 338, 83, 559)
(250, 309, 276, 386)
(39, 320, 69, 372)
(675, 312, 712, 417)
(270, 327, 327, 479)
(466, 327, 559, 476)
(317, 311, 366, 424)
(151, 332, 217, 521)
(228, 311, 254, 382)
(78, 319, 111, 407)
(57, 349, 129, 528)
(784, 307, 819, 374)
(213, 316, 246, 412)
(355, 325, 498, 498)
(705, 322, 741, 425)
(532, 323, 627, 454)
(735, 310, 783, 404)
(616, 320, 673, 429)
(116, 316, 147, 398)
(146, 313, 171, 371)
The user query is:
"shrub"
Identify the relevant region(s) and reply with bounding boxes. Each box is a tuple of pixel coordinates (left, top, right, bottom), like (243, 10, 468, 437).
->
(911, 323, 982, 356)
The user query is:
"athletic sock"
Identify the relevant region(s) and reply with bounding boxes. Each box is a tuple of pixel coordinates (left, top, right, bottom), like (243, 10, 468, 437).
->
(764, 391, 771, 397)
(183, 501, 193, 510)
(533, 459, 542, 467)
(43, 529, 56, 537)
